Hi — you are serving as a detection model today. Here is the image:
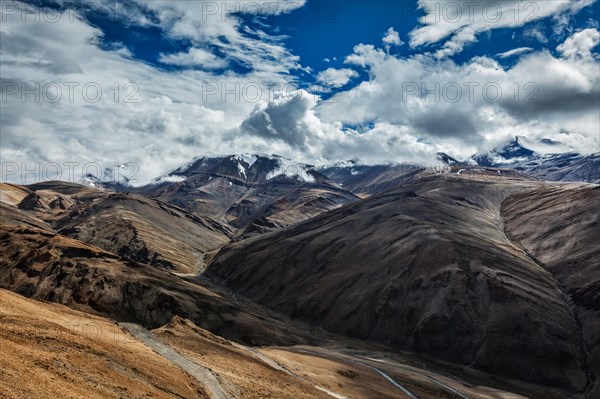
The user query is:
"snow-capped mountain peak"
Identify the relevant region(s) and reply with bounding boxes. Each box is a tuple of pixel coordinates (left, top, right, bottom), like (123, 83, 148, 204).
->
(513, 136, 576, 156)
(472, 136, 577, 167)
(156, 153, 319, 184)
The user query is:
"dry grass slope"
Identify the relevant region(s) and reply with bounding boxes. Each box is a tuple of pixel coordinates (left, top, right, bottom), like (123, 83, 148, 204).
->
(0, 289, 209, 399)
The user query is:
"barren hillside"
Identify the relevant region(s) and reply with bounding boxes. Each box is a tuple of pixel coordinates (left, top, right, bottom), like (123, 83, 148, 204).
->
(207, 174, 599, 394)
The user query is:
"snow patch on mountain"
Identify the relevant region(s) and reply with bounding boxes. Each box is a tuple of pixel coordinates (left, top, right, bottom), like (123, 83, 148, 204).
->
(516, 136, 576, 155)
(239, 153, 258, 168)
(80, 163, 136, 188)
(169, 156, 204, 176)
(472, 136, 577, 167)
(235, 159, 247, 179)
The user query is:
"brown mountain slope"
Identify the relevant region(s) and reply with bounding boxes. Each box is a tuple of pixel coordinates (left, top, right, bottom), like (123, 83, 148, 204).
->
(0, 223, 325, 347)
(0, 183, 31, 206)
(0, 184, 53, 229)
(12, 182, 232, 274)
(206, 174, 595, 393)
(502, 184, 600, 398)
(151, 317, 334, 399)
(0, 202, 53, 230)
(1, 288, 542, 399)
(319, 162, 425, 197)
(135, 155, 359, 237)
(233, 184, 359, 238)
(0, 288, 209, 399)
(54, 193, 232, 273)
(154, 316, 547, 399)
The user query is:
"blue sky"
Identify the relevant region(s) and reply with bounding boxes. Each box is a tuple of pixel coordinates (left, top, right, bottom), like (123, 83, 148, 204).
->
(1, 0, 599, 183)
(79, 1, 600, 69)
(22, 0, 600, 82)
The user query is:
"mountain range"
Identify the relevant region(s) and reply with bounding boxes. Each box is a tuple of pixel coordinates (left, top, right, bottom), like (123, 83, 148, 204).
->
(1, 136, 599, 399)
(467, 136, 599, 183)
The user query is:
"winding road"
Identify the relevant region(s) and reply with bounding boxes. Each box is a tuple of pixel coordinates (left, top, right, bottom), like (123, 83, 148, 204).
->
(293, 348, 423, 399)
(119, 321, 470, 399)
(356, 361, 420, 399)
(119, 323, 232, 399)
(295, 347, 474, 399)
(232, 343, 349, 399)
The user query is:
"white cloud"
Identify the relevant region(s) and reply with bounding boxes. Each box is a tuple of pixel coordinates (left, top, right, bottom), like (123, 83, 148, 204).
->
(553, 13, 574, 37)
(382, 27, 403, 48)
(237, 92, 445, 165)
(240, 90, 323, 151)
(316, 68, 359, 88)
(557, 28, 600, 59)
(345, 44, 386, 68)
(134, 0, 307, 74)
(410, 0, 596, 57)
(0, 2, 303, 184)
(318, 29, 600, 159)
(159, 48, 228, 69)
(496, 47, 534, 58)
(523, 25, 549, 44)
(1, 4, 599, 187)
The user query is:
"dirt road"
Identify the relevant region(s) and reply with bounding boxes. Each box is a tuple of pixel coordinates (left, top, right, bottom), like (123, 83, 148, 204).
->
(119, 323, 232, 399)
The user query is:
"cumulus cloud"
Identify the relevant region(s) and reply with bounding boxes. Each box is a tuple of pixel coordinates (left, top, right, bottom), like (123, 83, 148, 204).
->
(240, 90, 327, 152)
(557, 28, 600, 59)
(345, 44, 386, 68)
(1, 3, 599, 187)
(410, 0, 596, 57)
(316, 68, 359, 88)
(318, 29, 600, 158)
(237, 92, 447, 165)
(382, 27, 403, 50)
(0, 2, 302, 184)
